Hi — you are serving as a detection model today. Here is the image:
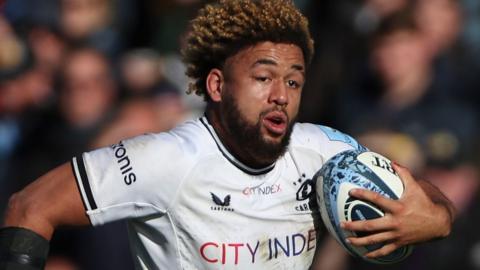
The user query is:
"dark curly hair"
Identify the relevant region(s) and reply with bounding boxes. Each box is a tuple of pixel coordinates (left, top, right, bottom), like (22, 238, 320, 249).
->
(182, 0, 314, 100)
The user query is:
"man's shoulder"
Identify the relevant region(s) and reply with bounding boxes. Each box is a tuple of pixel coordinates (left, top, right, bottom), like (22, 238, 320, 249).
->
(156, 117, 215, 153)
(291, 122, 366, 153)
(110, 118, 214, 162)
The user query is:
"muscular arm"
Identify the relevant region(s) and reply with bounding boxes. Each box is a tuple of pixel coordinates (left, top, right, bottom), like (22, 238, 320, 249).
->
(417, 179, 456, 226)
(3, 162, 90, 240)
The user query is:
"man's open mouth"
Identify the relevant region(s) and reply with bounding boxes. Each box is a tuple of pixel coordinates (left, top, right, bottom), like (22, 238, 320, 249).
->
(263, 111, 288, 136)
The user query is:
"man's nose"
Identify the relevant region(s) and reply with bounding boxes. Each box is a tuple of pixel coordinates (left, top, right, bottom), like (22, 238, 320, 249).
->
(268, 80, 288, 106)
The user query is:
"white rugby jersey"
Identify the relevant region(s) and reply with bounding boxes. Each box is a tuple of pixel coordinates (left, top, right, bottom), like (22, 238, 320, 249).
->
(71, 116, 365, 270)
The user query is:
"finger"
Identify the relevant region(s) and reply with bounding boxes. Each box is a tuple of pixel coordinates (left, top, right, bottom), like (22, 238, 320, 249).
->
(364, 243, 400, 258)
(392, 162, 414, 186)
(349, 188, 402, 213)
(341, 216, 393, 232)
(346, 231, 396, 247)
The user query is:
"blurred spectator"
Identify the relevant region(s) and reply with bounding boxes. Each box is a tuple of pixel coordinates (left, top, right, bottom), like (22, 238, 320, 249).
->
(59, 0, 131, 58)
(336, 10, 477, 167)
(414, 0, 480, 116)
(119, 48, 183, 100)
(92, 94, 186, 148)
(143, 0, 206, 118)
(27, 25, 67, 76)
(0, 15, 56, 214)
(355, 0, 411, 34)
(332, 9, 480, 270)
(6, 45, 118, 208)
(60, 0, 113, 41)
(120, 49, 163, 95)
(299, 0, 411, 125)
(414, 0, 462, 56)
(58, 47, 116, 130)
(0, 15, 28, 79)
(96, 49, 187, 147)
(6, 47, 134, 270)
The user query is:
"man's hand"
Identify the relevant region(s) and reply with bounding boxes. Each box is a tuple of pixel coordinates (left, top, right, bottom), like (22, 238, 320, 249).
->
(340, 162, 455, 259)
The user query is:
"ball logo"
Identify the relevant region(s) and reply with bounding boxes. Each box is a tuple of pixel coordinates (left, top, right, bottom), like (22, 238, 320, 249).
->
(371, 156, 396, 175)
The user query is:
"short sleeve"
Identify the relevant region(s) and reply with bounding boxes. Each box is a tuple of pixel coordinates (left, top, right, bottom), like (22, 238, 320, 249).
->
(71, 132, 192, 226)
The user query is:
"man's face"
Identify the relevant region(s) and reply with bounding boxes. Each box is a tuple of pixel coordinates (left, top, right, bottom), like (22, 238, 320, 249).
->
(217, 42, 305, 164)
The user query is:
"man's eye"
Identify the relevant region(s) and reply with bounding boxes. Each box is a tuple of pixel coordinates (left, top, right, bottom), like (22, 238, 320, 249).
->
(287, 80, 300, 88)
(256, 76, 270, 82)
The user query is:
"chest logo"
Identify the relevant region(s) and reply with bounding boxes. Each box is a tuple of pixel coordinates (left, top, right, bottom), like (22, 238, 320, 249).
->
(292, 174, 316, 212)
(211, 193, 231, 206)
(210, 193, 234, 212)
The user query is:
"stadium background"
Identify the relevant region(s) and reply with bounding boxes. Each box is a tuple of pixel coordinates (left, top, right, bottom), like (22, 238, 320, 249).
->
(0, 0, 479, 269)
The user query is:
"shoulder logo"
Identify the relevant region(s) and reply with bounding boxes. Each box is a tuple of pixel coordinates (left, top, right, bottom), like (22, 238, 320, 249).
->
(210, 192, 234, 212)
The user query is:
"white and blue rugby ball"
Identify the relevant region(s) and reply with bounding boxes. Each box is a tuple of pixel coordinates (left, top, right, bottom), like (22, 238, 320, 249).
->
(315, 149, 413, 264)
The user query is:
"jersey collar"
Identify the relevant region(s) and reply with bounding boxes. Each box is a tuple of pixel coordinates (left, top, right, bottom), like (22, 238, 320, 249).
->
(200, 116, 276, 175)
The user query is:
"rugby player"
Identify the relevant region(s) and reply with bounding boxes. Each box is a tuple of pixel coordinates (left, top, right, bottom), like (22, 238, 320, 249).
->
(0, 0, 454, 269)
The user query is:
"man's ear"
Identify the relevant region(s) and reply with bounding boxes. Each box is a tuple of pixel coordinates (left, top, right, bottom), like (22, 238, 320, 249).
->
(206, 68, 224, 102)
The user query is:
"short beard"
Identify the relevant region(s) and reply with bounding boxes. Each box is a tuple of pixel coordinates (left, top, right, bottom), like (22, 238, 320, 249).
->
(221, 92, 295, 166)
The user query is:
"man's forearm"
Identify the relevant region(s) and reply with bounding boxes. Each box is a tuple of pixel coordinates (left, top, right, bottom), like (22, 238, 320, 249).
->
(418, 179, 456, 236)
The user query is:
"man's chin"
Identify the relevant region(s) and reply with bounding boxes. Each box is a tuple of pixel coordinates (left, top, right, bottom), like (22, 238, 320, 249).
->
(261, 131, 285, 145)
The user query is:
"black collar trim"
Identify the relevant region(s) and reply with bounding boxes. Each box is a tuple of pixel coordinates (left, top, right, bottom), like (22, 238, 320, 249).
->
(200, 116, 275, 176)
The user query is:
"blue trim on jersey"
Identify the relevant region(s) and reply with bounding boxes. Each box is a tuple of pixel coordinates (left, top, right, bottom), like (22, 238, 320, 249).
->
(317, 126, 367, 151)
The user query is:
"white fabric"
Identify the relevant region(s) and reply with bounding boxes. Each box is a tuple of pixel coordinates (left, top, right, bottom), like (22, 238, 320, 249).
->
(72, 116, 363, 270)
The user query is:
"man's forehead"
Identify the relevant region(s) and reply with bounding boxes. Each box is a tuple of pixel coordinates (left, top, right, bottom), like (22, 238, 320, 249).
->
(229, 41, 305, 69)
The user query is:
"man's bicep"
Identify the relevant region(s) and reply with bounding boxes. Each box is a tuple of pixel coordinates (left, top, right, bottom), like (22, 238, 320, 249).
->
(3, 162, 90, 240)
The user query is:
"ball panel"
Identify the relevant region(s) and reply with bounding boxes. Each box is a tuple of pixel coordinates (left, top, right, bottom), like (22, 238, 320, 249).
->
(357, 152, 404, 198)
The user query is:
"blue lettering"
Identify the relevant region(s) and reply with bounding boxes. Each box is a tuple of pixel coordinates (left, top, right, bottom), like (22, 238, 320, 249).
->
(274, 236, 290, 258)
(268, 239, 273, 260)
(292, 233, 306, 256)
(246, 241, 260, 263)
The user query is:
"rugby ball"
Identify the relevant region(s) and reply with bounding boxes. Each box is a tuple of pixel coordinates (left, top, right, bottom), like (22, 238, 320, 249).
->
(315, 149, 412, 264)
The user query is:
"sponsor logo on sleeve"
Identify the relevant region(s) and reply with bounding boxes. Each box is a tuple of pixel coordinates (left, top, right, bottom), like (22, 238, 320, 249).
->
(111, 141, 137, 185)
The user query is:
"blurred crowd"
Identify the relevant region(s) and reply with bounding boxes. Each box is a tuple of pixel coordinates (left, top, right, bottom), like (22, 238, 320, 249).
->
(0, 0, 479, 269)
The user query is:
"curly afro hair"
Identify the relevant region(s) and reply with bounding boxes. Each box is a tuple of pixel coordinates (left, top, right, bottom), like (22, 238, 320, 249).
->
(182, 0, 314, 100)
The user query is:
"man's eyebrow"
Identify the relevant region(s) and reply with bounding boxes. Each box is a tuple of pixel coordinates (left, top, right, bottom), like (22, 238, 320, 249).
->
(252, 58, 305, 71)
(252, 58, 277, 68)
(291, 64, 304, 72)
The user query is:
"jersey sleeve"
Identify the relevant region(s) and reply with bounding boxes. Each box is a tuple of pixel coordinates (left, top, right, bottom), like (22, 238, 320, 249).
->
(292, 123, 368, 162)
(71, 132, 192, 226)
